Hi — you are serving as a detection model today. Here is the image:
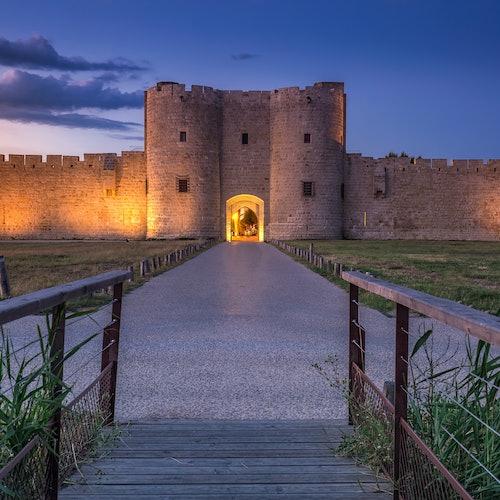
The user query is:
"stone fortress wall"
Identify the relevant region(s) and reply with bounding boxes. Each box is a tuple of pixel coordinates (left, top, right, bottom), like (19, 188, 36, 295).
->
(344, 155, 500, 240)
(0, 152, 147, 239)
(0, 80, 499, 241)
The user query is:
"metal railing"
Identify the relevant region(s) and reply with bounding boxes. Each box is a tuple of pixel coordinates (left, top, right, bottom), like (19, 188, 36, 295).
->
(271, 239, 500, 499)
(343, 270, 500, 500)
(0, 270, 131, 499)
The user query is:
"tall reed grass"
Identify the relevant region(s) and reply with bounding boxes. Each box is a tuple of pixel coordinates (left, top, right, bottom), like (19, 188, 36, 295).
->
(0, 312, 98, 471)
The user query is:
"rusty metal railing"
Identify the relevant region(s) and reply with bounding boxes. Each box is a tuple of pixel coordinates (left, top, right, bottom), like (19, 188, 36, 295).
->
(0, 270, 131, 499)
(343, 270, 500, 500)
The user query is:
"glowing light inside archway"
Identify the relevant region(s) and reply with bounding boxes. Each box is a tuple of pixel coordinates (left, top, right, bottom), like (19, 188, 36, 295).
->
(226, 194, 264, 242)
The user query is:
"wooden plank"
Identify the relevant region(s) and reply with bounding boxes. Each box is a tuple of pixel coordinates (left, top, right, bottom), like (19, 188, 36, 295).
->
(103, 442, 339, 451)
(121, 424, 348, 431)
(75, 465, 363, 475)
(104, 450, 337, 458)
(59, 482, 390, 495)
(60, 493, 389, 499)
(112, 436, 342, 444)
(66, 472, 388, 485)
(69, 457, 354, 467)
(121, 426, 350, 433)
(118, 433, 344, 441)
(121, 427, 350, 435)
(125, 418, 348, 424)
(122, 424, 349, 431)
(342, 270, 500, 345)
(0, 269, 132, 324)
(125, 419, 348, 426)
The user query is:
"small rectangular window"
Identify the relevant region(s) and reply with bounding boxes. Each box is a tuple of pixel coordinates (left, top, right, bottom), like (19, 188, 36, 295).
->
(105, 188, 114, 197)
(242, 132, 248, 145)
(180, 131, 187, 142)
(304, 133, 311, 143)
(177, 177, 189, 193)
(303, 181, 314, 197)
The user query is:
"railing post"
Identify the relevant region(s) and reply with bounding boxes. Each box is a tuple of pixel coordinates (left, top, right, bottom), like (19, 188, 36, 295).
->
(0, 256, 11, 299)
(348, 283, 360, 425)
(308, 243, 314, 263)
(46, 302, 66, 500)
(394, 303, 409, 499)
(100, 282, 123, 425)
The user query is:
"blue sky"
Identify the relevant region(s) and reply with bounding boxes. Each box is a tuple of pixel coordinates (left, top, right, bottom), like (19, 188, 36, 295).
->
(0, 0, 499, 158)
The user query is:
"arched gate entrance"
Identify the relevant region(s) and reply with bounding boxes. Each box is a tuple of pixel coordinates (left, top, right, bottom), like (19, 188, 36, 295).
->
(226, 194, 264, 242)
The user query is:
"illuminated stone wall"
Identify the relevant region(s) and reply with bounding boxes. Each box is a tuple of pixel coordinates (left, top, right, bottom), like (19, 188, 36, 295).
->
(344, 154, 500, 240)
(0, 152, 146, 239)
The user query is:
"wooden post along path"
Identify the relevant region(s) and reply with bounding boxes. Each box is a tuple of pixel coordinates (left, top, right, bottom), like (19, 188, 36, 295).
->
(0, 256, 11, 299)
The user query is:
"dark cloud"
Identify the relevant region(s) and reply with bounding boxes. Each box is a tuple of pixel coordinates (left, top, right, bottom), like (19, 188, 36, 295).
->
(0, 70, 143, 110)
(231, 53, 259, 61)
(94, 72, 121, 83)
(0, 35, 147, 72)
(0, 105, 140, 130)
(108, 133, 144, 141)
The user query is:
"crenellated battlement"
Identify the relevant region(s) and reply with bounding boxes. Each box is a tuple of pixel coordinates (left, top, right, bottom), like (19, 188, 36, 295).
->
(347, 153, 500, 174)
(222, 90, 270, 104)
(0, 151, 144, 170)
(147, 81, 344, 106)
(150, 82, 222, 103)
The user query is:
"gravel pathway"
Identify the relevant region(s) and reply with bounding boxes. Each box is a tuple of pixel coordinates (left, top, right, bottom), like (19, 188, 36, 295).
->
(113, 242, 469, 421)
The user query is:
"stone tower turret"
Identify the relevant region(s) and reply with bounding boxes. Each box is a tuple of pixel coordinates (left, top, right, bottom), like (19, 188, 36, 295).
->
(268, 82, 346, 239)
(145, 82, 222, 238)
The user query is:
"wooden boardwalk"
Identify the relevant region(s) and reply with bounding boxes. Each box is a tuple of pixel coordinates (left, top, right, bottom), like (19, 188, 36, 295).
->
(60, 419, 391, 499)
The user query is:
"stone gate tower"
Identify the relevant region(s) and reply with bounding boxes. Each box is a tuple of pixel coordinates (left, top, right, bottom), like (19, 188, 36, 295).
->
(145, 81, 346, 240)
(269, 83, 346, 239)
(145, 83, 222, 239)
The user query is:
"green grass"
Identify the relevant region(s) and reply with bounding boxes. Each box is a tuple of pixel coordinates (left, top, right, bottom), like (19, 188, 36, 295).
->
(286, 240, 500, 316)
(0, 240, 202, 299)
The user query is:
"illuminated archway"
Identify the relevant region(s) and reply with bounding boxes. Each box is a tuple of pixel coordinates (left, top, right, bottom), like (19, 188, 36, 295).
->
(226, 194, 265, 242)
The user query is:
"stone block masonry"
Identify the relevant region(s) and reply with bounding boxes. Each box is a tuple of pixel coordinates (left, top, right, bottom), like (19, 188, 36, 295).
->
(0, 152, 147, 239)
(344, 155, 500, 241)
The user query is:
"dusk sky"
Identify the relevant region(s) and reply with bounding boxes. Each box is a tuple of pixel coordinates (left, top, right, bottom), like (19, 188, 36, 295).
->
(0, 0, 499, 158)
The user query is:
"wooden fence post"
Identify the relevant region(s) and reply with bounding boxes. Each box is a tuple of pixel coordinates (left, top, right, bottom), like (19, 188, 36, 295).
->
(393, 303, 409, 499)
(46, 302, 66, 500)
(348, 283, 362, 425)
(0, 256, 11, 299)
(127, 265, 134, 282)
(100, 282, 123, 425)
(309, 243, 314, 263)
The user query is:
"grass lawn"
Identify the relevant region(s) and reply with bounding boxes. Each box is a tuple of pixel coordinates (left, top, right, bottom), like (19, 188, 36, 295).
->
(0, 240, 201, 298)
(287, 240, 500, 316)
